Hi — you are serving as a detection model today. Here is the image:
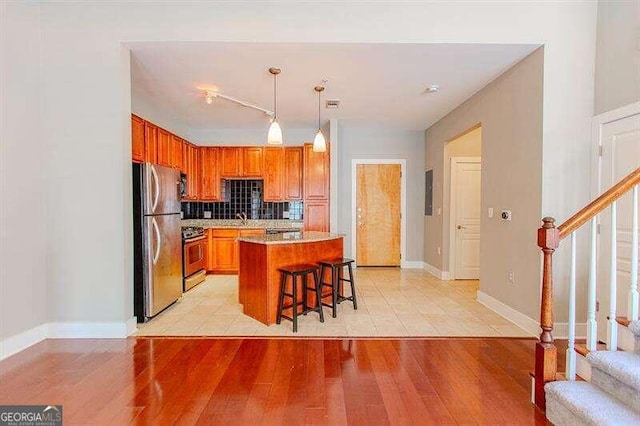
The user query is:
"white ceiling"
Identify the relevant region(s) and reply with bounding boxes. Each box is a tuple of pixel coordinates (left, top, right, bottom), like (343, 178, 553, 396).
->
(129, 42, 539, 132)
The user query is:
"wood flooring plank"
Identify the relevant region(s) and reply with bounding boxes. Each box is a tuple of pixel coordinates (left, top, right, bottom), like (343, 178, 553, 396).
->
(0, 337, 549, 425)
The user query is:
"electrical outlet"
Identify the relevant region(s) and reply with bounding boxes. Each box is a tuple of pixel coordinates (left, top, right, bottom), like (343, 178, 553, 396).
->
(508, 271, 515, 284)
(203, 211, 212, 219)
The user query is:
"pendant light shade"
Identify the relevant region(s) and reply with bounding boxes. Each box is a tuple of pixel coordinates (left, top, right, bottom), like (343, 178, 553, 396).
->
(267, 120, 283, 145)
(313, 85, 326, 152)
(267, 67, 283, 145)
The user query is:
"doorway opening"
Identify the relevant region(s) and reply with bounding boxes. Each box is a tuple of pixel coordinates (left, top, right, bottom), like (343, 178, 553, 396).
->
(351, 160, 406, 267)
(445, 126, 482, 279)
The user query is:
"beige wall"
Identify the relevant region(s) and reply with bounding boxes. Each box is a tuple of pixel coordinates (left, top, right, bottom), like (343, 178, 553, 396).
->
(1, 1, 597, 342)
(0, 2, 48, 346)
(594, 0, 640, 115)
(425, 48, 544, 320)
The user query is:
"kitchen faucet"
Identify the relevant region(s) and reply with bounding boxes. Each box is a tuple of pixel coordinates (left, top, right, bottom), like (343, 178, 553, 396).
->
(236, 212, 248, 225)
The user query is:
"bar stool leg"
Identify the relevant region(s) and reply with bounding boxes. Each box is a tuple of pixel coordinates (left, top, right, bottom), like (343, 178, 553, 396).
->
(347, 262, 357, 309)
(276, 271, 286, 324)
(292, 273, 298, 332)
(314, 269, 324, 322)
(331, 266, 338, 318)
(302, 272, 309, 315)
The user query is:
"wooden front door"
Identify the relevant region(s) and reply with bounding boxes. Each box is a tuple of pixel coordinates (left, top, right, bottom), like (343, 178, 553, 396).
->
(356, 164, 401, 266)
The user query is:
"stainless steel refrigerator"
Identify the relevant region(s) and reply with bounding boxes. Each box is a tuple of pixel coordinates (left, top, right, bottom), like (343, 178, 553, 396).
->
(133, 163, 183, 322)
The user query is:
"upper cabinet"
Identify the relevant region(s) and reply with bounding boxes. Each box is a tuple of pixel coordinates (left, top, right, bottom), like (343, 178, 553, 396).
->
(144, 121, 158, 164)
(303, 143, 330, 200)
(131, 115, 145, 163)
(170, 135, 184, 171)
(263, 147, 284, 201)
(200, 147, 221, 201)
(219, 147, 263, 178)
(284, 147, 303, 201)
(183, 143, 199, 200)
(156, 128, 172, 168)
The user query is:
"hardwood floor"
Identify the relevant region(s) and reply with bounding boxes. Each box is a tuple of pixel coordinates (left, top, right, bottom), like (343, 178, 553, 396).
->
(0, 338, 549, 425)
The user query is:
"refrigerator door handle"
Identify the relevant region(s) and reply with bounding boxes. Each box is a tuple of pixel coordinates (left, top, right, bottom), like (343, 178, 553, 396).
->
(152, 217, 161, 264)
(150, 165, 160, 213)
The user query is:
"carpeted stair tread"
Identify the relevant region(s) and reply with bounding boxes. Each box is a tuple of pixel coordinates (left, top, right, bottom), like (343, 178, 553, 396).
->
(629, 320, 640, 337)
(545, 381, 640, 425)
(587, 351, 640, 391)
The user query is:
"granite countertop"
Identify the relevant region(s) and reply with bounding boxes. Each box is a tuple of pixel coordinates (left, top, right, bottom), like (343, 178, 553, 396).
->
(181, 219, 303, 230)
(237, 231, 344, 245)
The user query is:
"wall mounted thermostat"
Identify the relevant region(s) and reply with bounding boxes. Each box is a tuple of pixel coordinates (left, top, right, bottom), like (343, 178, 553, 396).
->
(501, 210, 512, 221)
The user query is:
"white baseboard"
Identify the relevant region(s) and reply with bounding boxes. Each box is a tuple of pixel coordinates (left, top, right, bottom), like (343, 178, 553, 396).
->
(401, 260, 425, 269)
(476, 291, 586, 339)
(0, 324, 48, 361)
(424, 263, 450, 280)
(0, 318, 137, 361)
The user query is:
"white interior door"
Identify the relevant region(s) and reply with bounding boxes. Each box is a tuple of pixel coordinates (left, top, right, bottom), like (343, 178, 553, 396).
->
(598, 112, 640, 339)
(451, 158, 481, 279)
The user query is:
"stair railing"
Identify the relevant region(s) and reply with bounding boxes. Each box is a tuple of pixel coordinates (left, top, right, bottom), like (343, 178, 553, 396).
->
(534, 166, 640, 410)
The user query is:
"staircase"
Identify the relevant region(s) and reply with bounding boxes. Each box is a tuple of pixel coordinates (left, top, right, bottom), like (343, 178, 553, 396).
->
(534, 167, 640, 425)
(545, 320, 640, 424)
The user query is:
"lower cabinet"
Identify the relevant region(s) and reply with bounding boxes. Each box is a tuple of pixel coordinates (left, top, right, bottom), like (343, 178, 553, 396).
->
(207, 228, 265, 274)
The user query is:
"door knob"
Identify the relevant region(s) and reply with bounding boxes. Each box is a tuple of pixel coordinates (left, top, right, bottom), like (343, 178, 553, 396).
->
(457, 225, 466, 230)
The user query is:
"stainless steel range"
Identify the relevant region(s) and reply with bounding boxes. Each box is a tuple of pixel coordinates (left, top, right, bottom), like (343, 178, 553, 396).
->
(182, 226, 207, 291)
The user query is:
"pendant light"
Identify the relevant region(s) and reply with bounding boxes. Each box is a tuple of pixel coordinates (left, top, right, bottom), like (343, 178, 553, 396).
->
(313, 85, 326, 152)
(267, 67, 283, 145)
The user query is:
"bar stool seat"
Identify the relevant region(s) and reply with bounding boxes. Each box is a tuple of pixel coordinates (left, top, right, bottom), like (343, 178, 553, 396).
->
(318, 258, 357, 318)
(276, 263, 324, 332)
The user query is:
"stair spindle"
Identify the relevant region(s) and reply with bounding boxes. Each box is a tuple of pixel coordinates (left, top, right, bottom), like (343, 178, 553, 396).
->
(587, 217, 598, 351)
(607, 201, 618, 351)
(567, 232, 577, 380)
(629, 185, 639, 321)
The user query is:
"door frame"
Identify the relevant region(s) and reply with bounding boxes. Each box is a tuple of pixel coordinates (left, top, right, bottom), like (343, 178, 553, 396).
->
(351, 159, 407, 267)
(448, 156, 481, 278)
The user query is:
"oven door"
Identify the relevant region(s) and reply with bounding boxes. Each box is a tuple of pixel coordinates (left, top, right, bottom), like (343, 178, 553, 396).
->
(183, 236, 206, 277)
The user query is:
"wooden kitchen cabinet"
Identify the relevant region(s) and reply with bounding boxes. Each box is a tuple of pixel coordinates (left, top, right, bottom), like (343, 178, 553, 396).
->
(303, 143, 330, 200)
(199, 147, 221, 201)
(144, 121, 158, 164)
(263, 147, 284, 201)
(131, 115, 145, 163)
(304, 201, 330, 232)
(156, 128, 172, 167)
(242, 147, 263, 177)
(284, 146, 303, 200)
(171, 135, 184, 171)
(207, 228, 265, 274)
(219, 147, 242, 177)
(219, 147, 263, 178)
(183, 143, 199, 200)
(303, 143, 330, 231)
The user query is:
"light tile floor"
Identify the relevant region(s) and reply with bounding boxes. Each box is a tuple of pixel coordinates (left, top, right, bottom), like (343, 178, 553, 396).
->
(135, 268, 533, 338)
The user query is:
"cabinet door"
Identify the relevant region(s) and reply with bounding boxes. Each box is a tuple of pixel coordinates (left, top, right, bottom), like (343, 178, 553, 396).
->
(219, 147, 241, 177)
(284, 147, 303, 200)
(187, 144, 199, 200)
(171, 135, 184, 171)
(303, 143, 329, 200)
(156, 128, 172, 167)
(199, 147, 221, 201)
(304, 201, 329, 232)
(131, 115, 145, 163)
(212, 237, 238, 272)
(144, 122, 158, 164)
(242, 147, 263, 177)
(262, 147, 284, 201)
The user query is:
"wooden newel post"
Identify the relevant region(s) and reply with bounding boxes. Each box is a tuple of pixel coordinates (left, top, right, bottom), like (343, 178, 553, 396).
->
(535, 216, 560, 410)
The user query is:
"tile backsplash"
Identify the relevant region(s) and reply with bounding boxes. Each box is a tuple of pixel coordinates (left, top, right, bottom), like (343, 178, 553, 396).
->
(181, 179, 303, 220)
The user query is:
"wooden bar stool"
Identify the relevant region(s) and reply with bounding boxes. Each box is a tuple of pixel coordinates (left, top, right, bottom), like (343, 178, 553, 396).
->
(276, 264, 324, 332)
(319, 258, 357, 318)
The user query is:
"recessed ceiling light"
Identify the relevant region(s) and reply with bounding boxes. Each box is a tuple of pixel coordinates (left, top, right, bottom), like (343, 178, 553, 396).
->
(423, 85, 440, 93)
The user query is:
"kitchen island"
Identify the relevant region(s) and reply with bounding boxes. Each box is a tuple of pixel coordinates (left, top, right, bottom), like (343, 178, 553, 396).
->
(237, 231, 344, 325)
